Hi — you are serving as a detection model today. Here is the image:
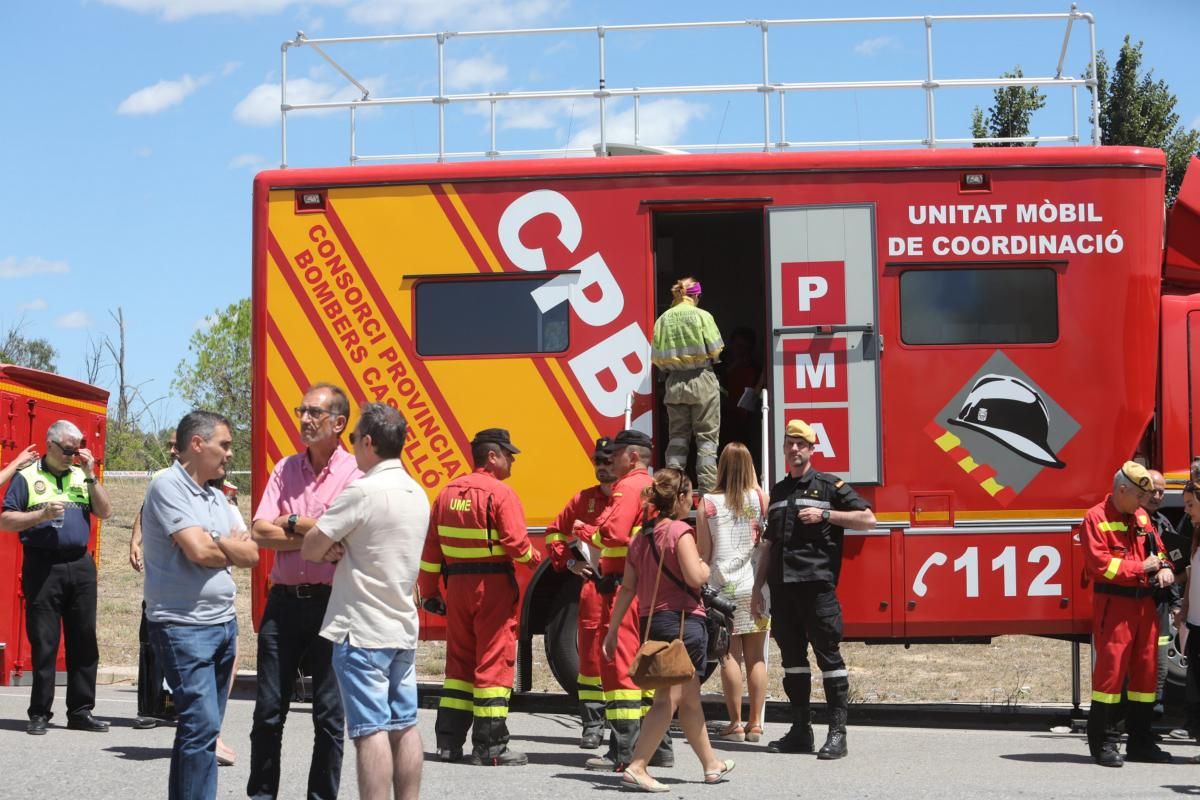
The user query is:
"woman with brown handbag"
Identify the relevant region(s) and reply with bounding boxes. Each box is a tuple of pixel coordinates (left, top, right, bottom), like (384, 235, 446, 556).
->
(601, 467, 736, 793)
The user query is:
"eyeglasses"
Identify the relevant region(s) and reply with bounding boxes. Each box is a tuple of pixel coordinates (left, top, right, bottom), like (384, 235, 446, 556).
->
(349, 431, 363, 445)
(53, 441, 80, 457)
(294, 406, 331, 420)
(593, 456, 613, 465)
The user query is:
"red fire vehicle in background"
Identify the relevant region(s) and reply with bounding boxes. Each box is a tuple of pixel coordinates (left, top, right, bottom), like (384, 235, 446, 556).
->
(0, 365, 108, 686)
(249, 14, 1200, 694)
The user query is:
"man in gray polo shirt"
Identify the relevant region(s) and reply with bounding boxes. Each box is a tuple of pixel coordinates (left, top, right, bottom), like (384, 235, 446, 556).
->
(142, 410, 259, 800)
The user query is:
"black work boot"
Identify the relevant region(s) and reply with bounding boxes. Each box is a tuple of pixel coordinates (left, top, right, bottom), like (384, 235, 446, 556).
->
(469, 747, 529, 766)
(1086, 703, 1108, 760)
(1097, 740, 1124, 768)
(1125, 702, 1171, 763)
(648, 731, 674, 768)
(817, 707, 848, 760)
(767, 705, 814, 754)
(469, 718, 528, 767)
(579, 728, 603, 749)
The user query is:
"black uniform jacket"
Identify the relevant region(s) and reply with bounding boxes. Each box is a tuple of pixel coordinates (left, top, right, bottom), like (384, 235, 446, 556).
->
(764, 469, 870, 586)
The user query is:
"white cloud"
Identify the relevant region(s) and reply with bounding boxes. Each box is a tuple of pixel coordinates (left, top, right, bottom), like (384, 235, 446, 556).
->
(567, 98, 708, 153)
(447, 54, 508, 91)
(465, 97, 573, 131)
(17, 298, 48, 312)
(194, 314, 215, 332)
(228, 153, 267, 170)
(853, 36, 898, 57)
(234, 75, 386, 126)
(222, 61, 242, 77)
(99, 0, 343, 21)
(0, 257, 69, 279)
(118, 74, 209, 115)
(55, 311, 93, 330)
(348, 0, 561, 29)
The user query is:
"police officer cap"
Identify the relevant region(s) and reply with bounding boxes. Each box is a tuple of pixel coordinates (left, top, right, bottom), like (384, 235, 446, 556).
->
(471, 428, 520, 454)
(785, 419, 817, 444)
(1119, 461, 1152, 492)
(611, 429, 652, 450)
(594, 436, 615, 457)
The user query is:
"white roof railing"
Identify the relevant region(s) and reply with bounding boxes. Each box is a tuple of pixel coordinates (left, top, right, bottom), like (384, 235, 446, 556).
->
(277, 5, 1099, 167)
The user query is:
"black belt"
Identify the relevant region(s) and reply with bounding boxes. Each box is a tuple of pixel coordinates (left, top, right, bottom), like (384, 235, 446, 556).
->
(272, 583, 331, 599)
(1094, 583, 1156, 600)
(23, 547, 89, 565)
(444, 562, 514, 577)
(595, 574, 622, 595)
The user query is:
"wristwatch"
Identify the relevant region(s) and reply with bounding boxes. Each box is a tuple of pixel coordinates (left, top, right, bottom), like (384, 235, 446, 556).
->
(566, 558, 578, 570)
(286, 514, 298, 535)
(83, 477, 96, 485)
(821, 509, 831, 523)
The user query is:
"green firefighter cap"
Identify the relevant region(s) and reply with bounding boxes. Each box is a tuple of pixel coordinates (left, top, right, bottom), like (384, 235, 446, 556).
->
(1120, 461, 1153, 492)
(785, 419, 817, 444)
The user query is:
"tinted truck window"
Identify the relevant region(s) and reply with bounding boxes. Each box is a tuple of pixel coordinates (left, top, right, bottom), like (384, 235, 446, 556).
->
(900, 267, 1058, 345)
(415, 277, 570, 356)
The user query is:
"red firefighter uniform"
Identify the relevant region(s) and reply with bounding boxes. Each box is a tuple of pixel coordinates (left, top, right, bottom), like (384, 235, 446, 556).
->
(545, 485, 611, 744)
(418, 468, 541, 762)
(574, 465, 669, 767)
(1082, 496, 1166, 706)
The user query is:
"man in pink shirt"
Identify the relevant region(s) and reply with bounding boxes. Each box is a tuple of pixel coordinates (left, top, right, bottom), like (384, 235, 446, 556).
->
(247, 383, 363, 800)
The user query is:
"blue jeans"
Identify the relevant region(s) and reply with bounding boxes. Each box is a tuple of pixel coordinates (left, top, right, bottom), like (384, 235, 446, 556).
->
(149, 618, 238, 800)
(332, 640, 418, 739)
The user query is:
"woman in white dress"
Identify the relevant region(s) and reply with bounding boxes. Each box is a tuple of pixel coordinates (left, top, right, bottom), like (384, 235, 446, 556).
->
(697, 442, 769, 742)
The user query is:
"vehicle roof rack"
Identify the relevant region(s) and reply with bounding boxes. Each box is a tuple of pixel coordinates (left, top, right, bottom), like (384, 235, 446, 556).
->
(277, 5, 1098, 167)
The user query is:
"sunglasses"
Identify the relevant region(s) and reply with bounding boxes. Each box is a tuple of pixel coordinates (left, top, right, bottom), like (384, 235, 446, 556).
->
(294, 406, 332, 420)
(593, 456, 613, 465)
(53, 441, 80, 457)
(349, 431, 365, 445)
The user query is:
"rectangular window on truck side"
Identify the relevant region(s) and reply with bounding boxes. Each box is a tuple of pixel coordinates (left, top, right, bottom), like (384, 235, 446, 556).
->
(899, 267, 1058, 345)
(414, 275, 570, 356)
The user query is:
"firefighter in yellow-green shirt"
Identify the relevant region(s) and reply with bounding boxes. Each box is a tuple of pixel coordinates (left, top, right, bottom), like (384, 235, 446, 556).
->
(651, 276, 724, 493)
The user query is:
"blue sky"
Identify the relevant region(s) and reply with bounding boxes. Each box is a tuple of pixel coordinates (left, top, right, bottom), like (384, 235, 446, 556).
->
(2, 0, 1197, 429)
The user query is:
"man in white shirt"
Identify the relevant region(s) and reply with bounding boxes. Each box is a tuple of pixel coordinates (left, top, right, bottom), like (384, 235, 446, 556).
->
(302, 403, 430, 800)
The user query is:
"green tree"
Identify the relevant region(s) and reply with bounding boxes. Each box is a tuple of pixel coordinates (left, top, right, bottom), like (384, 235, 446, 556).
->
(971, 67, 1047, 147)
(0, 321, 57, 371)
(172, 299, 251, 474)
(1090, 36, 1200, 203)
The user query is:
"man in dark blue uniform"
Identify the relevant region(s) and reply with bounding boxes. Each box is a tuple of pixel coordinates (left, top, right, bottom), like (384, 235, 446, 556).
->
(751, 419, 875, 760)
(1, 419, 113, 735)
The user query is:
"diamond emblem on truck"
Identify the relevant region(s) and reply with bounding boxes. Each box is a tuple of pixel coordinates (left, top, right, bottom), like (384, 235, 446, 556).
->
(926, 352, 1079, 504)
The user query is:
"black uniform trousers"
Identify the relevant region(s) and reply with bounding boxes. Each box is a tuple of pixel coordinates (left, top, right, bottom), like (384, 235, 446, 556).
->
(769, 580, 849, 715)
(137, 601, 173, 719)
(21, 547, 99, 720)
(248, 584, 344, 800)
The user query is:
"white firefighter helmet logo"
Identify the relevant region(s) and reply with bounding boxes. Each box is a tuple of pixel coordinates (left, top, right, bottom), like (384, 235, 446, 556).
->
(947, 374, 1066, 468)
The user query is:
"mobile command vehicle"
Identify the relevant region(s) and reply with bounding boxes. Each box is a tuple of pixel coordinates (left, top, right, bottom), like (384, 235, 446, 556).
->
(0, 366, 109, 686)
(249, 11, 1200, 696)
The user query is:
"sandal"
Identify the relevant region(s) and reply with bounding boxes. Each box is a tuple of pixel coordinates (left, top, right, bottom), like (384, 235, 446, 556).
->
(744, 725, 763, 743)
(216, 738, 237, 767)
(621, 770, 669, 793)
(703, 759, 736, 784)
(717, 723, 745, 742)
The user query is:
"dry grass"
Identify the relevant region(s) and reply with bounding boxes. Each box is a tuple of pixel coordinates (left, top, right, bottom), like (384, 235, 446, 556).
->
(97, 479, 1087, 704)
(97, 478, 257, 674)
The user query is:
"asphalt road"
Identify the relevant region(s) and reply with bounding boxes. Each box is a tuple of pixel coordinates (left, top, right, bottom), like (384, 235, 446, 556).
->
(3, 685, 1200, 798)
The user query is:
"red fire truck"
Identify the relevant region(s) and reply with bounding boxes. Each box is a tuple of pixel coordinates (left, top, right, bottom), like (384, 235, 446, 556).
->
(249, 14, 1200, 694)
(0, 365, 109, 686)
